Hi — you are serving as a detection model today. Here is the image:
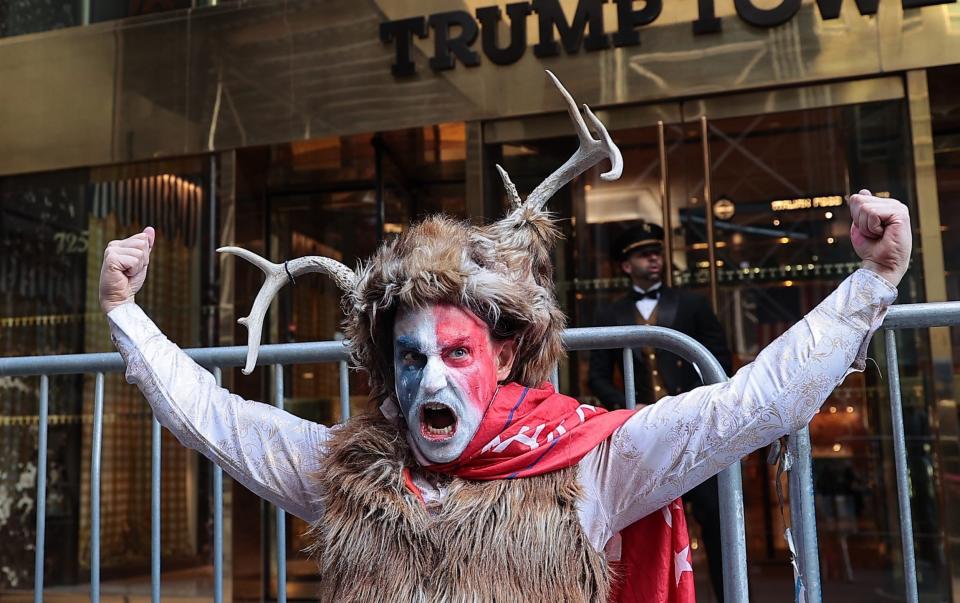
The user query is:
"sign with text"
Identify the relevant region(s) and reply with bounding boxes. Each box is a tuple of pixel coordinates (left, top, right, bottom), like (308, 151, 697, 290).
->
(380, 0, 955, 76)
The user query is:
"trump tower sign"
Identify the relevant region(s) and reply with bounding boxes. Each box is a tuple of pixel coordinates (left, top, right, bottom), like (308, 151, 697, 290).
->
(380, 0, 956, 76)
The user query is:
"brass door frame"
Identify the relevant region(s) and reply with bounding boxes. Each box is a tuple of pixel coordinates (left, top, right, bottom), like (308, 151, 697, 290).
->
(481, 75, 907, 299)
(483, 77, 905, 144)
(688, 77, 899, 314)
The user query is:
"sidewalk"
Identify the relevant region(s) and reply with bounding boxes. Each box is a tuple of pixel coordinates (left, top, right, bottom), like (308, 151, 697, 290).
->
(1, 566, 214, 603)
(3, 562, 917, 602)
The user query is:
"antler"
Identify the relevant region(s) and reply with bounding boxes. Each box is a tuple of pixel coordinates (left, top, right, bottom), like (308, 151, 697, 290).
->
(217, 246, 357, 374)
(501, 70, 623, 214)
(495, 165, 523, 209)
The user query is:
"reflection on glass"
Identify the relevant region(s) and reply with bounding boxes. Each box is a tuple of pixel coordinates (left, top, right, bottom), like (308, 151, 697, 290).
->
(928, 62, 960, 601)
(490, 98, 945, 600)
(0, 160, 208, 593)
(0, 0, 205, 39)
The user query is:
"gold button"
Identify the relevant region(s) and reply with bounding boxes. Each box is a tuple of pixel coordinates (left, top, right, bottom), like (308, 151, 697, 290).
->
(649, 353, 656, 360)
(652, 370, 659, 376)
(676, 360, 683, 367)
(654, 385, 662, 392)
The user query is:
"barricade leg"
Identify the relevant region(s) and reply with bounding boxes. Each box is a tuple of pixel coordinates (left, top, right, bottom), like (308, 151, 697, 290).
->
(152, 415, 161, 603)
(91, 373, 104, 603)
(274, 364, 287, 603)
(718, 464, 749, 603)
(213, 367, 224, 603)
(622, 348, 636, 410)
(34, 375, 49, 603)
(788, 427, 822, 603)
(884, 329, 919, 603)
(339, 361, 350, 422)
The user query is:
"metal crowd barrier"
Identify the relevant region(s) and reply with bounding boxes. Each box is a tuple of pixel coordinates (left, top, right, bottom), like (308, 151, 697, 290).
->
(2, 300, 959, 603)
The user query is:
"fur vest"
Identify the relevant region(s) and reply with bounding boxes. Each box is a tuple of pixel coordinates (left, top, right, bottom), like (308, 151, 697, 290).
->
(308, 412, 612, 602)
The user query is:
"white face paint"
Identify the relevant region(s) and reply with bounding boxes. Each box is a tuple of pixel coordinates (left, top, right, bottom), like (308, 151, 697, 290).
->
(392, 304, 501, 464)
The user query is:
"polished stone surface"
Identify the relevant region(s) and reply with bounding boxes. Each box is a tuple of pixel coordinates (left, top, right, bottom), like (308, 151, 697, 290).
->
(1, 0, 959, 175)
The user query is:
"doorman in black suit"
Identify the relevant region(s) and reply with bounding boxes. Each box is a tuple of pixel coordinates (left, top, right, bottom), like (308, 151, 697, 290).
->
(588, 222, 733, 601)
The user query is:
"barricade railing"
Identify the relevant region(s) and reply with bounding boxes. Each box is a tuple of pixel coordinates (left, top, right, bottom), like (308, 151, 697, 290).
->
(2, 300, 959, 603)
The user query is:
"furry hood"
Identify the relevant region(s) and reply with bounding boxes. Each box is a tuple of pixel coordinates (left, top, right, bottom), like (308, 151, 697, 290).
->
(344, 209, 566, 403)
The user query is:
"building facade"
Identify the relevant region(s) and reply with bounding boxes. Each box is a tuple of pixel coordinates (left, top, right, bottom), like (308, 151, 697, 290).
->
(2, 0, 960, 600)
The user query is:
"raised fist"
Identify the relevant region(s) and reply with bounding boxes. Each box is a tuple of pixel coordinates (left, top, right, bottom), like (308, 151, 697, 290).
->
(99, 227, 156, 314)
(848, 190, 912, 286)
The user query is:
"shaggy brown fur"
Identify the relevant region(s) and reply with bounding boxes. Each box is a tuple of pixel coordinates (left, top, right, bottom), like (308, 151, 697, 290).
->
(308, 412, 611, 603)
(343, 209, 566, 404)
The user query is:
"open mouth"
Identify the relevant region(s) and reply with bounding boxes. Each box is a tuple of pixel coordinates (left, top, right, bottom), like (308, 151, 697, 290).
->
(420, 402, 458, 441)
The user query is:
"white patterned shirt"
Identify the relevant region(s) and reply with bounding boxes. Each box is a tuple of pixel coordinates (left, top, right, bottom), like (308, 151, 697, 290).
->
(108, 269, 896, 554)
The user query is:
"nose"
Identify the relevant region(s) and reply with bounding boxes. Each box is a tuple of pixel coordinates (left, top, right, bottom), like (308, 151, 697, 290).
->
(421, 356, 447, 396)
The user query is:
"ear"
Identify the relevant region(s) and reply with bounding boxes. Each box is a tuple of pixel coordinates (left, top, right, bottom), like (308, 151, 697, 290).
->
(620, 259, 632, 276)
(494, 338, 518, 382)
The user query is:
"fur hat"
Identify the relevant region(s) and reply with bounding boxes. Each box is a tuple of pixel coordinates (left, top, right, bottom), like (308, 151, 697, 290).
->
(221, 72, 622, 402)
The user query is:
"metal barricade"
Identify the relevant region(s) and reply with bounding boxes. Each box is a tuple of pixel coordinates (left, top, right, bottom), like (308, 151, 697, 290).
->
(1, 341, 351, 603)
(3, 301, 959, 603)
(779, 301, 960, 603)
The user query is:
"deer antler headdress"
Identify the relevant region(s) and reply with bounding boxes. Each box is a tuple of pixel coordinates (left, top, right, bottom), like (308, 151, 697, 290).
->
(221, 71, 622, 402)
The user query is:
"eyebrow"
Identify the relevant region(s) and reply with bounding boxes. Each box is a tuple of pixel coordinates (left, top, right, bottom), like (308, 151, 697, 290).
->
(395, 335, 423, 351)
(438, 336, 471, 349)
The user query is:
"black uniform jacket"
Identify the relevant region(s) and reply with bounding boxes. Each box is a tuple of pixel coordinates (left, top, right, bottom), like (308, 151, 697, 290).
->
(587, 286, 733, 410)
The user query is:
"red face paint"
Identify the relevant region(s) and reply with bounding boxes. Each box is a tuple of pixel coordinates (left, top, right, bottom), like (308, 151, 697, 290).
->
(393, 303, 505, 464)
(431, 304, 499, 415)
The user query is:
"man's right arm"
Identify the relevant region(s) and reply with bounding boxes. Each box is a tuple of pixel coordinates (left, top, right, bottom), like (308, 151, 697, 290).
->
(102, 228, 329, 523)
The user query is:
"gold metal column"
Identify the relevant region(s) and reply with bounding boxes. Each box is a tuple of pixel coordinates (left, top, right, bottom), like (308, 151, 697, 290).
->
(907, 71, 948, 306)
(906, 68, 958, 599)
(465, 121, 487, 225)
(907, 69, 953, 396)
(658, 121, 673, 288)
(701, 116, 719, 312)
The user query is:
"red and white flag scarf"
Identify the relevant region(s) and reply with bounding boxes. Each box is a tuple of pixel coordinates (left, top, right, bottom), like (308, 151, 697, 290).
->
(427, 382, 696, 603)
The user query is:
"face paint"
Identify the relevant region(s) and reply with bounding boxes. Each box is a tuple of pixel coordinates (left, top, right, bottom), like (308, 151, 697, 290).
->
(393, 304, 501, 464)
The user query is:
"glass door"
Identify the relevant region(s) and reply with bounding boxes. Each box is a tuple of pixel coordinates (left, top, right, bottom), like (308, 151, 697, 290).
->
(255, 123, 471, 600)
(675, 96, 936, 601)
(486, 77, 946, 601)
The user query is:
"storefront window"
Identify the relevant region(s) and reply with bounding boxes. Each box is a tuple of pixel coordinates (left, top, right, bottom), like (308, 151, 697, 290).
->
(489, 94, 943, 600)
(0, 0, 79, 37)
(0, 0, 220, 39)
(928, 62, 960, 599)
(0, 159, 211, 591)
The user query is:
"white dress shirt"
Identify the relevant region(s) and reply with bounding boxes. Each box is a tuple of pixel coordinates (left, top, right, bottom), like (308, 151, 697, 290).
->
(632, 282, 662, 321)
(108, 269, 896, 554)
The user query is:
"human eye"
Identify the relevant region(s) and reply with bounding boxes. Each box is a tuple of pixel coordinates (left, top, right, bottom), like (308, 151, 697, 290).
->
(448, 347, 469, 360)
(400, 350, 422, 366)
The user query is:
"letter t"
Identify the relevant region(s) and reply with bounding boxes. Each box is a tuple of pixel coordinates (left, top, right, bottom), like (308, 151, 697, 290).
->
(380, 17, 428, 77)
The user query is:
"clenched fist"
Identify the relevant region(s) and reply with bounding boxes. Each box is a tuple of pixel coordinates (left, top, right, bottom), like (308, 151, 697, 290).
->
(848, 190, 912, 287)
(99, 227, 156, 314)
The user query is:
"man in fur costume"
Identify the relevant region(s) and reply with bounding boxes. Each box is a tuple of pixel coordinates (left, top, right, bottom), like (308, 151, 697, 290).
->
(99, 73, 910, 602)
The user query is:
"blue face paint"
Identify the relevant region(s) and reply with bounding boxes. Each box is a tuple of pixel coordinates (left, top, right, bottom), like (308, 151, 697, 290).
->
(394, 336, 426, 416)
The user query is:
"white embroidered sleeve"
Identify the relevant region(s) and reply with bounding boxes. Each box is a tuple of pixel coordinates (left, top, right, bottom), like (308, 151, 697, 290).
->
(577, 268, 897, 549)
(108, 303, 330, 522)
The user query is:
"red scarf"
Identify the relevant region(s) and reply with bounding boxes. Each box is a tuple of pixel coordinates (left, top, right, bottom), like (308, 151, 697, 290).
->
(428, 382, 696, 603)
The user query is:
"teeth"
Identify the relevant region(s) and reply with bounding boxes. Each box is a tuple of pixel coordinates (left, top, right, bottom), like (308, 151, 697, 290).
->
(425, 402, 447, 410)
(426, 424, 454, 435)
